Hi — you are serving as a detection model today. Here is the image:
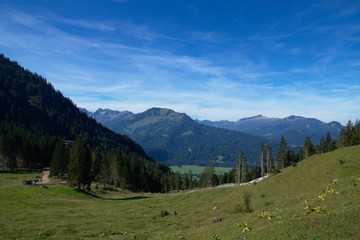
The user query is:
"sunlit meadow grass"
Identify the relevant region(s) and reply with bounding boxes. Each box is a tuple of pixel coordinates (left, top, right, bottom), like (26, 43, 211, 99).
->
(0, 170, 42, 186)
(0, 146, 359, 239)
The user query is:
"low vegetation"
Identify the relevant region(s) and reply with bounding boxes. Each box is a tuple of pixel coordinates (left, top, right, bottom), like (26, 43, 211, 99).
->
(0, 146, 359, 239)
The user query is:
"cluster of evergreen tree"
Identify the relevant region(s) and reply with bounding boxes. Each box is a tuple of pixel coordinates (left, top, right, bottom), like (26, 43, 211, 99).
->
(268, 119, 359, 172)
(0, 126, 173, 192)
(337, 120, 360, 148)
(0, 127, 57, 170)
(297, 119, 359, 162)
(52, 136, 170, 192)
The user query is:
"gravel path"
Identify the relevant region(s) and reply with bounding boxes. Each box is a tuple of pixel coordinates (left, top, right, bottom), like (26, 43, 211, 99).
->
(40, 170, 50, 184)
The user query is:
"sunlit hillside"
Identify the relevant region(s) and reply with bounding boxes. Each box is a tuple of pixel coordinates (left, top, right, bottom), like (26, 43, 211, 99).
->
(1, 146, 359, 239)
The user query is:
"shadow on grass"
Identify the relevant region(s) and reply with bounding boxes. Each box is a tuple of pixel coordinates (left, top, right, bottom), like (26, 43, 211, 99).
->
(104, 196, 150, 201)
(0, 169, 42, 174)
(73, 188, 149, 201)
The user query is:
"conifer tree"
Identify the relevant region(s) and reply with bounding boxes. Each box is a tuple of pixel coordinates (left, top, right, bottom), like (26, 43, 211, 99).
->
(241, 153, 249, 183)
(236, 150, 249, 183)
(188, 170, 193, 189)
(67, 136, 92, 190)
(354, 119, 360, 145)
(174, 171, 181, 190)
(0, 132, 6, 170)
(266, 144, 274, 174)
(50, 139, 67, 178)
(276, 135, 287, 170)
(317, 136, 325, 154)
(344, 120, 354, 147)
(286, 149, 297, 166)
(236, 150, 243, 184)
(200, 159, 217, 187)
(98, 151, 109, 189)
(110, 150, 120, 190)
(303, 136, 315, 159)
(259, 143, 265, 177)
(324, 131, 335, 153)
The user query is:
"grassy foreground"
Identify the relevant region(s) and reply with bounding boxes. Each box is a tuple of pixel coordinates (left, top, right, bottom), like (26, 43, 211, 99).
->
(0, 146, 359, 239)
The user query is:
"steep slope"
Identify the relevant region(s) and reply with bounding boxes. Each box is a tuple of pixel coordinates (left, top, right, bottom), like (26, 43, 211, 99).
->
(92, 107, 272, 167)
(197, 115, 344, 146)
(0, 54, 149, 159)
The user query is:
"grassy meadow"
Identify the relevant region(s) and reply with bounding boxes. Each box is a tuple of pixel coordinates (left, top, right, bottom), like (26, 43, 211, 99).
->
(170, 165, 232, 175)
(0, 146, 359, 239)
(0, 170, 42, 186)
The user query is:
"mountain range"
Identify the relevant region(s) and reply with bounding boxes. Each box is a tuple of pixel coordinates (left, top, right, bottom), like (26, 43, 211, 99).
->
(84, 108, 344, 167)
(84, 108, 271, 167)
(196, 115, 344, 146)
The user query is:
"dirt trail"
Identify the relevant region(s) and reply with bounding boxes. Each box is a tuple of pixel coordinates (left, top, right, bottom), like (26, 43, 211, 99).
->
(168, 175, 269, 196)
(40, 170, 50, 184)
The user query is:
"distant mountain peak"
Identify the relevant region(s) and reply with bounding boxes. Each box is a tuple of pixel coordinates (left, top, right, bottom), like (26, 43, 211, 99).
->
(84, 108, 133, 123)
(285, 115, 305, 121)
(146, 107, 174, 115)
(238, 115, 267, 121)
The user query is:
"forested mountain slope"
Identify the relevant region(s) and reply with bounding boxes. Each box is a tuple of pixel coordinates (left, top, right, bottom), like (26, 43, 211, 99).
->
(89, 107, 273, 167)
(0, 54, 149, 162)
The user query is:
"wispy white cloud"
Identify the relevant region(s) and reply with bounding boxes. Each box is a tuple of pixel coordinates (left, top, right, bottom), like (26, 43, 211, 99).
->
(56, 18, 116, 32)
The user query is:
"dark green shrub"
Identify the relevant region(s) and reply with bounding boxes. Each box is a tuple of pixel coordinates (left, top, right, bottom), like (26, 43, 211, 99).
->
(160, 210, 169, 217)
(233, 192, 253, 213)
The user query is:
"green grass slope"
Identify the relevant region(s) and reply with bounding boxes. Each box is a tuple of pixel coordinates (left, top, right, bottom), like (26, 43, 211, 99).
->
(0, 146, 359, 239)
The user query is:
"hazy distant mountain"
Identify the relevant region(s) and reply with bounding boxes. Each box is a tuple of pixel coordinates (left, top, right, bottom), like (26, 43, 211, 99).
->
(82, 108, 133, 125)
(86, 108, 271, 167)
(196, 115, 344, 146)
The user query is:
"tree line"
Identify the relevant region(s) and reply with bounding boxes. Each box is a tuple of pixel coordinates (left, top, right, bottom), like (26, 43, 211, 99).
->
(258, 119, 360, 175)
(182, 119, 360, 190)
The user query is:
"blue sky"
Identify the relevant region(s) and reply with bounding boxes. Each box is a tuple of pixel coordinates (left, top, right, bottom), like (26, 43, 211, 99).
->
(0, 0, 359, 125)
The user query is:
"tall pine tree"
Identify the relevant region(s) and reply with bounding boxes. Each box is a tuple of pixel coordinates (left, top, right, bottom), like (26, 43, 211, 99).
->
(303, 136, 315, 159)
(200, 159, 217, 187)
(259, 143, 265, 177)
(324, 131, 335, 153)
(276, 135, 287, 170)
(236, 150, 249, 183)
(67, 136, 92, 190)
(266, 144, 274, 174)
(50, 139, 67, 178)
